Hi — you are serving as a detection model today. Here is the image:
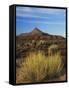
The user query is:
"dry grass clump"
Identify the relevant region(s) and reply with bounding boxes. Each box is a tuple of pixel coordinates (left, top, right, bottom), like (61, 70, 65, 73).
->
(16, 51, 63, 83)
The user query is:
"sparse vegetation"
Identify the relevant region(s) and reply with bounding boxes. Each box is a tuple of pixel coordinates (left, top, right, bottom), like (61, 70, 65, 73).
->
(16, 28, 66, 84)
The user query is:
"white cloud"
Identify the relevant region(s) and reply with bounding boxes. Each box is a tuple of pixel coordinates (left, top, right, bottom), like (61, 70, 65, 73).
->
(16, 6, 65, 21)
(17, 18, 65, 25)
(38, 8, 65, 15)
(16, 7, 32, 12)
(16, 6, 65, 26)
(16, 6, 65, 15)
(16, 13, 49, 19)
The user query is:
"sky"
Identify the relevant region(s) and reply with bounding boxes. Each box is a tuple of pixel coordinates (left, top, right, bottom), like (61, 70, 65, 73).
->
(16, 6, 66, 37)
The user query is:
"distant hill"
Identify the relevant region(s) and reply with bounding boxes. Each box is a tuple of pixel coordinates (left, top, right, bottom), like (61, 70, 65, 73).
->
(16, 27, 66, 60)
(16, 27, 65, 40)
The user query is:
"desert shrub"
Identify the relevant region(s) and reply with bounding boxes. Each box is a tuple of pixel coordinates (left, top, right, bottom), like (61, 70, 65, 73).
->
(16, 51, 63, 83)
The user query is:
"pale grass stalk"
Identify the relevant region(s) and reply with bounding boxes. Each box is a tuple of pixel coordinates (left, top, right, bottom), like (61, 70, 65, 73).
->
(16, 51, 63, 83)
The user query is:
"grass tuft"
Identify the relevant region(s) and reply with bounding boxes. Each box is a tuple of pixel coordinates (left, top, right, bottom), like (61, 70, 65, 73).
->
(16, 51, 63, 83)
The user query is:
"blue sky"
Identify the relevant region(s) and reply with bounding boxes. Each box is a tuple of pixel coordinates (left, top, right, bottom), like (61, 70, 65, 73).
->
(16, 6, 66, 37)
